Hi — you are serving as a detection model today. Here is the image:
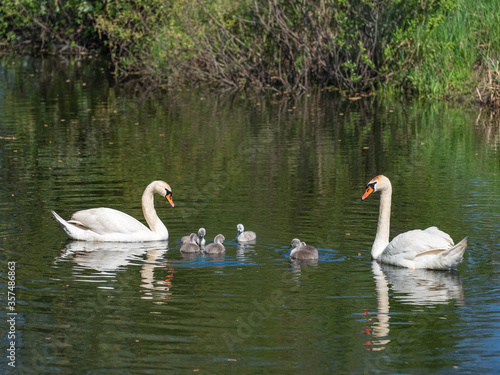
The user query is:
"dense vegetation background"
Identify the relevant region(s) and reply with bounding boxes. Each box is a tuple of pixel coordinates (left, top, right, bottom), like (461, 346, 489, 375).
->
(1, 0, 499, 105)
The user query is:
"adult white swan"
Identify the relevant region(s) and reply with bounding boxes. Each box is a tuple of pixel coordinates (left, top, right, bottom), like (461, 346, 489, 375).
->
(52, 180, 174, 242)
(362, 175, 467, 270)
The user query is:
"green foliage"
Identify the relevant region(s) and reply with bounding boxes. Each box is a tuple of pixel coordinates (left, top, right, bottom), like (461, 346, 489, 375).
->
(2, 0, 500, 100)
(393, 0, 500, 99)
(142, 0, 439, 92)
(93, 0, 172, 76)
(0, 0, 101, 51)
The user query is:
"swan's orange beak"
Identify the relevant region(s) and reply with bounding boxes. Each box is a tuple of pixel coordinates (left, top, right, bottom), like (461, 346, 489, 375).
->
(166, 194, 175, 207)
(362, 186, 374, 200)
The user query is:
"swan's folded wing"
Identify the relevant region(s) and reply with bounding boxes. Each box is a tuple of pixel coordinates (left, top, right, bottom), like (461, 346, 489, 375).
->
(422, 226, 454, 245)
(383, 227, 454, 261)
(70, 208, 150, 235)
(414, 237, 467, 270)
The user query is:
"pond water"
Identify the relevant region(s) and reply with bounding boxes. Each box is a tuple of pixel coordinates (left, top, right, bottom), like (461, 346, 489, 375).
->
(0, 55, 499, 374)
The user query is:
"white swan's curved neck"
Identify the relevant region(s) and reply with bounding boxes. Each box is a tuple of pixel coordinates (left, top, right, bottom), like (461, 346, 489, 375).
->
(372, 186, 392, 259)
(142, 183, 167, 233)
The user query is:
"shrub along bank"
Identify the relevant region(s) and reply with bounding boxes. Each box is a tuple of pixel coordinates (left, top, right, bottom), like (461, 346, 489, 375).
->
(1, 0, 499, 105)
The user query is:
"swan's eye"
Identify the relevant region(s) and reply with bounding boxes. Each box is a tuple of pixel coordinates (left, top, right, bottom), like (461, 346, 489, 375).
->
(165, 188, 172, 197)
(367, 181, 377, 190)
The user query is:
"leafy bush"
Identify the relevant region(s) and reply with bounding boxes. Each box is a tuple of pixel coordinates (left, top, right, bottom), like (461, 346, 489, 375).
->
(0, 0, 101, 52)
(93, 0, 442, 92)
(2, 0, 499, 102)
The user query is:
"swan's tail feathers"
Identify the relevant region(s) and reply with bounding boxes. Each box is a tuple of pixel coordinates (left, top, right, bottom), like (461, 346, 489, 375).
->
(52, 210, 79, 240)
(442, 236, 468, 269)
(52, 210, 67, 227)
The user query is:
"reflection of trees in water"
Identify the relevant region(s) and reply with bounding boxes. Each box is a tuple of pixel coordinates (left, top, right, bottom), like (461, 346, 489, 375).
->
(475, 107, 500, 150)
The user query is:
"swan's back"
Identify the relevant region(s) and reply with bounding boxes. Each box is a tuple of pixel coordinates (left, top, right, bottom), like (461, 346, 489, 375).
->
(52, 208, 155, 242)
(380, 227, 466, 269)
(69, 208, 149, 235)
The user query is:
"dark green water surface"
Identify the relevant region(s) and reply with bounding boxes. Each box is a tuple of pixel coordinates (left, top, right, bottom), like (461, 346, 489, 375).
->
(0, 56, 499, 374)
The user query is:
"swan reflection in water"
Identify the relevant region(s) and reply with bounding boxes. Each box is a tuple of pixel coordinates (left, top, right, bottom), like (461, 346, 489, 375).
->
(235, 242, 256, 261)
(55, 241, 173, 301)
(365, 261, 465, 351)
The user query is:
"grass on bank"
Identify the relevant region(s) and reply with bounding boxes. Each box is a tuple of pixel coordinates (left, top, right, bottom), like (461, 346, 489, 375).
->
(400, 0, 500, 104)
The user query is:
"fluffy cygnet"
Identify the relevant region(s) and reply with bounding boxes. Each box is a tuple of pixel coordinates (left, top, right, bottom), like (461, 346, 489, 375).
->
(180, 233, 200, 253)
(236, 223, 256, 242)
(197, 227, 206, 246)
(204, 234, 226, 254)
(289, 238, 318, 260)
